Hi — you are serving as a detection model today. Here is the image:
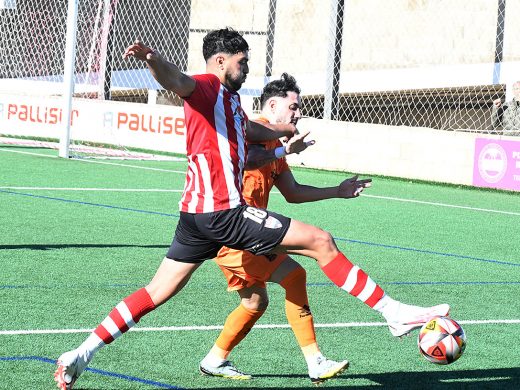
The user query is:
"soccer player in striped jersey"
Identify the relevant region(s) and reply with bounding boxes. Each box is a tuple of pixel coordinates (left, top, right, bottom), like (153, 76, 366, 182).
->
(54, 28, 449, 390)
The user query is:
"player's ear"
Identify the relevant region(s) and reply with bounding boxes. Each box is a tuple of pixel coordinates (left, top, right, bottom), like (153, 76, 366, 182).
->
(214, 55, 226, 70)
(268, 98, 277, 113)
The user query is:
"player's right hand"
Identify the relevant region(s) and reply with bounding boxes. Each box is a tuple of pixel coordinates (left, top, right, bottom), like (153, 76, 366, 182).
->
(338, 175, 372, 198)
(284, 130, 315, 155)
(493, 98, 502, 108)
(122, 40, 157, 62)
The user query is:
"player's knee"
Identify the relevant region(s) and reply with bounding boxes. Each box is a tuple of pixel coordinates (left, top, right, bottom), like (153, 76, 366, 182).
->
(242, 294, 269, 311)
(312, 229, 337, 254)
(280, 266, 307, 289)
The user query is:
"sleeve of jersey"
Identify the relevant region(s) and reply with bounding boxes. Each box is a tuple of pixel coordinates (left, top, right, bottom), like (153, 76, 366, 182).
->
(184, 74, 219, 109)
(278, 156, 290, 174)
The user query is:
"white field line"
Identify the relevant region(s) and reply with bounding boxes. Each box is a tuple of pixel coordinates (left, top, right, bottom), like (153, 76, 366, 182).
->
(1, 319, 519, 336)
(0, 148, 185, 174)
(361, 194, 520, 217)
(0, 187, 183, 192)
(2, 147, 518, 216)
(271, 191, 520, 216)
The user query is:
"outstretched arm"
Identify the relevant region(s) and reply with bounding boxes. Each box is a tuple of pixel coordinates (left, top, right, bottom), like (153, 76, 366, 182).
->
(246, 119, 297, 143)
(245, 131, 315, 170)
(275, 172, 372, 203)
(122, 40, 196, 98)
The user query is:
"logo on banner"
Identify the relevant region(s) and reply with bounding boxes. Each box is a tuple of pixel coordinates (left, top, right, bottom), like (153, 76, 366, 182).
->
(477, 143, 507, 183)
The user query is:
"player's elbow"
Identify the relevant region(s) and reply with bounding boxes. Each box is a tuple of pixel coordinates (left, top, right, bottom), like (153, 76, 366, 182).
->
(283, 193, 303, 204)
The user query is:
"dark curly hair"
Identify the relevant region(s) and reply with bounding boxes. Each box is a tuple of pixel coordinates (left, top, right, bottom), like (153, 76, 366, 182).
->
(260, 73, 301, 109)
(202, 28, 249, 61)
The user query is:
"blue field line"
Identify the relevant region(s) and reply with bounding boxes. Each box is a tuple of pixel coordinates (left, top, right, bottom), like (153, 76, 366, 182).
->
(3, 280, 520, 291)
(335, 237, 520, 267)
(307, 280, 520, 287)
(0, 356, 184, 389)
(2, 189, 519, 268)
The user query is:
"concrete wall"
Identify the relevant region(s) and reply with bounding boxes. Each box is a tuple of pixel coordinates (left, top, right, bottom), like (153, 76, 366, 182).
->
(187, 0, 520, 78)
(287, 117, 503, 186)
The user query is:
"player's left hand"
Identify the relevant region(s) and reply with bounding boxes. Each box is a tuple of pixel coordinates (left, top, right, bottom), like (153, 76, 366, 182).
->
(338, 175, 372, 198)
(122, 40, 157, 62)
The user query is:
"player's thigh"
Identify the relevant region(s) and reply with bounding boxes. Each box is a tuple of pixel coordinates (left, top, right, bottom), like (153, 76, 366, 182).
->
(146, 257, 202, 306)
(238, 284, 270, 311)
(268, 256, 303, 284)
(278, 219, 335, 252)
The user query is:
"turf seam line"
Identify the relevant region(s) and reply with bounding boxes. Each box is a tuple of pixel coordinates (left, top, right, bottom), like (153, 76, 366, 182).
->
(2, 189, 518, 267)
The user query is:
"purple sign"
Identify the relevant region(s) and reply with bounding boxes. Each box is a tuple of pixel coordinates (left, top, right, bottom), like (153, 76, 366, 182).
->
(473, 138, 520, 191)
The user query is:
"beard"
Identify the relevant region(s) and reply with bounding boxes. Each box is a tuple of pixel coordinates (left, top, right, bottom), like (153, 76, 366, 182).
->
(225, 73, 246, 92)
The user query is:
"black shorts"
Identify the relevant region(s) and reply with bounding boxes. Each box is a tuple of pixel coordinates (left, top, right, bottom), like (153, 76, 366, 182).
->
(166, 205, 291, 263)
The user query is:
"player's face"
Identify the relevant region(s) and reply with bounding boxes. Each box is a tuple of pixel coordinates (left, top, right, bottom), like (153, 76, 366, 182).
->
(274, 91, 302, 125)
(223, 51, 249, 92)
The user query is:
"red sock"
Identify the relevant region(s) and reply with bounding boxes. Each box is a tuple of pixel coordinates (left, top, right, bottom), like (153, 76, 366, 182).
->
(93, 288, 156, 345)
(321, 252, 385, 308)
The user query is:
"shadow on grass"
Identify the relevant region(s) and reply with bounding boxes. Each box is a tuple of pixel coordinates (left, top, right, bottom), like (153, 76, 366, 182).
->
(213, 367, 520, 389)
(0, 243, 168, 251)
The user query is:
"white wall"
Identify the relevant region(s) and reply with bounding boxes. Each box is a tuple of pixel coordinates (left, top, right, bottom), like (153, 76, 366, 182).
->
(287, 118, 505, 186)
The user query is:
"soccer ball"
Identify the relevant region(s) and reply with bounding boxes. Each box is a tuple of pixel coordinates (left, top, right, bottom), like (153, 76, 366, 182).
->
(418, 316, 466, 365)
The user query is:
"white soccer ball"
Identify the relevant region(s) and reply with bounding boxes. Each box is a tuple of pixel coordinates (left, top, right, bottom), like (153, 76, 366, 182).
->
(418, 316, 466, 365)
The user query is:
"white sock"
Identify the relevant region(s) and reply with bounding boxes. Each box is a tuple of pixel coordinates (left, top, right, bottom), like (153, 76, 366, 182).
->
(373, 294, 399, 319)
(305, 352, 325, 370)
(201, 352, 226, 368)
(77, 333, 105, 358)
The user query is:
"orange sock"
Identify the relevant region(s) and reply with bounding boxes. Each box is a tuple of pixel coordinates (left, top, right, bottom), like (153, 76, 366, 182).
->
(215, 304, 264, 354)
(280, 267, 317, 348)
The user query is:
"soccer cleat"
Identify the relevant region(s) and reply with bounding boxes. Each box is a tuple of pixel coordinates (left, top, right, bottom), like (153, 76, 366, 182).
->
(385, 303, 450, 337)
(308, 357, 349, 385)
(199, 360, 252, 380)
(54, 349, 92, 390)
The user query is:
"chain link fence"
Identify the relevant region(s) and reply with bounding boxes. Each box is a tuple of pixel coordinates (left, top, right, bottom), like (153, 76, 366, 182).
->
(1, 0, 519, 134)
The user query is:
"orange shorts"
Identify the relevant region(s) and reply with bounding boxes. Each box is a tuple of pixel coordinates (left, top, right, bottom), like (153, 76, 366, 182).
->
(215, 246, 288, 291)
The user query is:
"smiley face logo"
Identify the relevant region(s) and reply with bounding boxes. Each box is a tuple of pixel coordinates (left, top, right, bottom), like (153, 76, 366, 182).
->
(478, 143, 507, 183)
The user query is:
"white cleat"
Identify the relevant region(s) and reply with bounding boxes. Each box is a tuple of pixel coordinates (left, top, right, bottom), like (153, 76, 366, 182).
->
(199, 360, 252, 380)
(54, 349, 92, 390)
(385, 303, 450, 337)
(309, 357, 349, 385)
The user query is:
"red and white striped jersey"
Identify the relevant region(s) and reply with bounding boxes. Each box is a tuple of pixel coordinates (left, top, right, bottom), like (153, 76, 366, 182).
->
(179, 73, 248, 213)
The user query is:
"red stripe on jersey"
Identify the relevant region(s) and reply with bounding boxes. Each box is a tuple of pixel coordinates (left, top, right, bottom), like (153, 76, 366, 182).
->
(179, 165, 195, 212)
(194, 156, 206, 213)
(223, 89, 242, 202)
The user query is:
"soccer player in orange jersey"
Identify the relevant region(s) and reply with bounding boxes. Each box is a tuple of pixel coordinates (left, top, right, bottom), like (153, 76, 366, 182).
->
(200, 73, 366, 384)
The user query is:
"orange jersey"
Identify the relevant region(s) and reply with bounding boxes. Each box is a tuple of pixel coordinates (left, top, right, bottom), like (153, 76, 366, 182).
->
(216, 116, 290, 291)
(242, 118, 290, 209)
